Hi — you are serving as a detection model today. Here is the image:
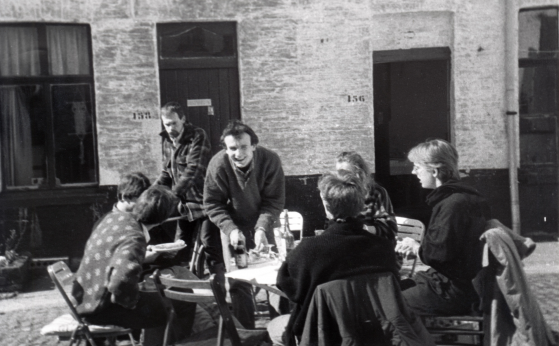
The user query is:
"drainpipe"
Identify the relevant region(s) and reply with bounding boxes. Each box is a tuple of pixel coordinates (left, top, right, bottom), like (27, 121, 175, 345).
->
(505, 0, 521, 234)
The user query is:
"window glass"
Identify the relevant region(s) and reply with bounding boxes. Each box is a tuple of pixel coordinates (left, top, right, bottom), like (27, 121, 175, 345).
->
(159, 23, 236, 58)
(52, 84, 96, 184)
(47, 25, 90, 75)
(519, 8, 558, 59)
(0, 85, 47, 187)
(0, 26, 41, 76)
(519, 64, 558, 115)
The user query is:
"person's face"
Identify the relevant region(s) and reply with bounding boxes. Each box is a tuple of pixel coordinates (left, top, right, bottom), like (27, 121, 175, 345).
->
(224, 133, 256, 168)
(411, 162, 437, 189)
(161, 112, 185, 139)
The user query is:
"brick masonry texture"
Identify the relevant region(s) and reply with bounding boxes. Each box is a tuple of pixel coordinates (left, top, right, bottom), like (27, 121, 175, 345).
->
(0, 0, 557, 181)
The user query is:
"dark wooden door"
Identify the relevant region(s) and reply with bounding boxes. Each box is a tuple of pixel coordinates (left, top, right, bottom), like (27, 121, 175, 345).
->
(157, 22, 240, 156)
(373, 48, 451, 225)
(160, 68, 240, 156)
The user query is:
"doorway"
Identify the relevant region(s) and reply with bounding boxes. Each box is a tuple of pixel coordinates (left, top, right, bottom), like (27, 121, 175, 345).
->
(157, 22, 241, 156)
(373, 48, 451, 225)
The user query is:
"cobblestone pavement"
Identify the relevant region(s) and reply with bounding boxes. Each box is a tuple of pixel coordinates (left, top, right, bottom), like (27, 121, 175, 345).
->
(1, 242, 557, 346)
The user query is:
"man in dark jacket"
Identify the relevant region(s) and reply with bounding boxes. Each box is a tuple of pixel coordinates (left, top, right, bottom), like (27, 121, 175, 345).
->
(154, 101, 221, 269)
(398, 139, 491, 316)
(269, 172, 400, 346)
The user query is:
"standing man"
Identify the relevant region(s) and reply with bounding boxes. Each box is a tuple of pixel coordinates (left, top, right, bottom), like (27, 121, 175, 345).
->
(154, 101, 216, 267)
(204, 119, 285, 328)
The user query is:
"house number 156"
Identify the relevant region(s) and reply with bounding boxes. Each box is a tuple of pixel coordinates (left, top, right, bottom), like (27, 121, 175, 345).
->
(348, 95, 365, 102)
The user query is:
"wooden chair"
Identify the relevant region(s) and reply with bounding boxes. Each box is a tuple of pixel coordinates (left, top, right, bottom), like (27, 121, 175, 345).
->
(42, 261, 136, 346)
(395, 216, 425, 278)
(153, 270, 268, 346)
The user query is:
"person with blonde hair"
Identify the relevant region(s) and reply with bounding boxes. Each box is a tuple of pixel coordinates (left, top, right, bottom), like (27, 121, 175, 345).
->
(397, 139, 491, 316)
(336, 151, 397, 242)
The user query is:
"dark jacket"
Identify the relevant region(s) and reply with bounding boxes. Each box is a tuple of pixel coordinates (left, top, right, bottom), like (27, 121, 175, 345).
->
(155, 123, 211, 221)
(301, 273, 435, 346)
(420, 179, 491, 289)
(277, 218, 400, 345)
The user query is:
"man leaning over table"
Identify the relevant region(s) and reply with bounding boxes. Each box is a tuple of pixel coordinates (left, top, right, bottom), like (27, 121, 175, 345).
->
(204, 119, 285, 329)
(153, 101, 222, 270)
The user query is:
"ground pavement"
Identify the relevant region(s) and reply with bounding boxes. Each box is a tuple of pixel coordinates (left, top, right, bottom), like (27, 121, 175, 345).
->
(1, 241, 557, 346)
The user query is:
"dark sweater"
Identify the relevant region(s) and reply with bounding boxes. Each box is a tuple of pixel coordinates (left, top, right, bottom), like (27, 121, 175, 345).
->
(420, 180, 491, 287)
(277, 218, 400, 344)
(203, 145, 285, 240)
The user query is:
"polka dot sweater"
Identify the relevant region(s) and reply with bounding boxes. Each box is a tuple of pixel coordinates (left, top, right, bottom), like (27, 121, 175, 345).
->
(72, 210, 147, 315)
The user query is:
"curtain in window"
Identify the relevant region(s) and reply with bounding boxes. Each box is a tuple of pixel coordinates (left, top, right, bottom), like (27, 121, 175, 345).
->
(0, 27, 40, 76)
(47, 26, 90, 75)
(0, 87, 33, 186)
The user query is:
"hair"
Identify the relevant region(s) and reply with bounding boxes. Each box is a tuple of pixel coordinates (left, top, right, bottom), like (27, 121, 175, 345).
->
(132, 185, 179, 225)
(318, 171, 367, 219)
(161, 101, 186, 120)
(117, 172, 151, 202)
(407, 139, 460, 183)
(220, 120, 259, 147)
(336, 151, 374, 189)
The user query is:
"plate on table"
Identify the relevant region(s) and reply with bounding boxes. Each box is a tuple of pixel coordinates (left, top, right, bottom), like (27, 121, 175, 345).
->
(151, 242, 186, 253)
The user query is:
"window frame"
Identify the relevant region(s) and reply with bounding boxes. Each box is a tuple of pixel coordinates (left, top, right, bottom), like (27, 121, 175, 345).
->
(0, 22, 98, 192)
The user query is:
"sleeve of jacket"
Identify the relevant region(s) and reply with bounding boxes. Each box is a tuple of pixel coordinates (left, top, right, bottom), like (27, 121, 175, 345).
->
(107, 235, 146, 309)
(254, 152, 285, 232)
(173, 128, 211, 202)
(204, 160, 238, 236)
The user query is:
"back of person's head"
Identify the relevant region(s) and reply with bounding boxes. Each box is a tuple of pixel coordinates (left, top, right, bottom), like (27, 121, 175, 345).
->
(318, 171, 367, 219)
(117, 172, 151, 202)
(220, 120, 259, 147)
(161, 101, 186, 120)
(407, 139, 460, 183)
(132, 185, 179, 225)
(336, 151, 373, 187)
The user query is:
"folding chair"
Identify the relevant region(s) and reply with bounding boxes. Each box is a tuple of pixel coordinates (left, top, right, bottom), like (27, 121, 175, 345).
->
(395, 216, 425, 278)
(153, 270, 268, 346)
(284, 211, 304, 241)
(41, 261, 136, 346)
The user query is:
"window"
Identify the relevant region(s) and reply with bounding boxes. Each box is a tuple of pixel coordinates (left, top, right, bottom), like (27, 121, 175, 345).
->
(0, 24, 97, 190)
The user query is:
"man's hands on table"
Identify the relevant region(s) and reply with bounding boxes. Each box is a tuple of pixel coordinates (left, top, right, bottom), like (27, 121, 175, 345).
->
(395, 237, 420, 260)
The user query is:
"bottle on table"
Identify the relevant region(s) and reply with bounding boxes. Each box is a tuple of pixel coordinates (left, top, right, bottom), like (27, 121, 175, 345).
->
(234, 238, 248, 269)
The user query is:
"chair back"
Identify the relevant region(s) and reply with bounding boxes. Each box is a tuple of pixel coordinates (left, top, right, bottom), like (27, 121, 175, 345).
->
(279, 211, 304, 240)
(395, 216, 425, 242)
(48, 261, 84, 324)
(153, 271, 243, 346)
(395, 217, 425, 278)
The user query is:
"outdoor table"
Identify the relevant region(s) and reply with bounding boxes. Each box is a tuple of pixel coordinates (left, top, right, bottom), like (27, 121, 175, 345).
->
(225, 257, 286, 298)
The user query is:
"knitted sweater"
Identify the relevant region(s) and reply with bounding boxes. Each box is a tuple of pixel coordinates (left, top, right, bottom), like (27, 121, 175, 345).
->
(204, 145, 285, 240)
(277, 218, 400, 344)
(72, 210, 146, 315)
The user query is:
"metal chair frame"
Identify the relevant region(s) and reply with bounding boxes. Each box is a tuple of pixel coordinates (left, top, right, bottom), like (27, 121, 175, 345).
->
(46, 261, 136, 346)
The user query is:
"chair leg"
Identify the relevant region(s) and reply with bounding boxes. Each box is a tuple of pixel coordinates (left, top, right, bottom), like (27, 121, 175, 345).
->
(128, 332, 137, 346)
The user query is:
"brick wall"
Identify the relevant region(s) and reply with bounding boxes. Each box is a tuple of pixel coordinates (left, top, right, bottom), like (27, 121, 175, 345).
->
(0, 0, 556, 179)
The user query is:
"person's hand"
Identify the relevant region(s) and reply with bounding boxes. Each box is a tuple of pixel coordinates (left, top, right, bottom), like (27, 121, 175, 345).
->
(254, 227, 269, 252)
(229, 229, 246, 249)
(395, 237, 420, 259)
(144, 247, 161, 263)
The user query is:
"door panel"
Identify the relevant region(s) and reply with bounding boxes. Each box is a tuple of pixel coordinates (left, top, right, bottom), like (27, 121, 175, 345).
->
(160, 68, 240, 156)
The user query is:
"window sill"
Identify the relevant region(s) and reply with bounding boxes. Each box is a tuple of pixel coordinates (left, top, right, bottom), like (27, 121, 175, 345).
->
(0, 186, 114, 209)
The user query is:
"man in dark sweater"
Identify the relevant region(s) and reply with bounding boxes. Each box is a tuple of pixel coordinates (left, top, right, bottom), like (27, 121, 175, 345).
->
(204, 120, 285, 328)
(268, 172, 400, 346)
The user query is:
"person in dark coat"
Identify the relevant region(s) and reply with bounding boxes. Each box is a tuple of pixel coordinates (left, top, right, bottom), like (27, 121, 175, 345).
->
(268, 171, 400, 346)
(397, 139, 491, 316)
